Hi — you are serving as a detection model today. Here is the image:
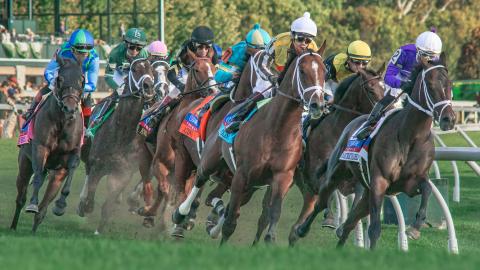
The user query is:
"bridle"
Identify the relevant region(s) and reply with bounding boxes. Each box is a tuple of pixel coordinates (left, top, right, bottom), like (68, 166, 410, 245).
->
(406, 65, 451, 121)
(119, 58, 154, 100)
(276, 52, 325, 109)
(151, 60, 170, 97)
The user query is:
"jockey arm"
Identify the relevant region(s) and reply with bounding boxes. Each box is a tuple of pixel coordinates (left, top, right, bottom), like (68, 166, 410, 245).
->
(384, 48, 407, 97)
(84, 56, 100, 93)
(105, 59, 123, 90)
(44, 58, 60, 90)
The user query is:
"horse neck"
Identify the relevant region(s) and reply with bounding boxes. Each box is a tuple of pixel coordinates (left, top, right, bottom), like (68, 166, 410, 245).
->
(234, 59, 255, 100)
(335, 80, 374, 120)
(399, 97, 433, 140)
(113, 88, 144, 141)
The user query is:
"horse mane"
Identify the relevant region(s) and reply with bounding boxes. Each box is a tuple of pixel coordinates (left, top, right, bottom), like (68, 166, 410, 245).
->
(334, 68, 378, 103)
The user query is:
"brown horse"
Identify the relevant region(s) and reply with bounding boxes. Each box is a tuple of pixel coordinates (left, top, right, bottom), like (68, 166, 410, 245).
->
(168, 51, 266, 236)
(255, 66, 386, 245)
(296, 54, 456, 249)
(10, 56, 84, 232)
(212, 45, 327, 244)
(136, 49, 218, 233)
(76, 58, 155, 234)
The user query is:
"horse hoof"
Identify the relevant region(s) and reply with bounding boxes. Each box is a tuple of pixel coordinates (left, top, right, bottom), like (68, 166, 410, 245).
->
(52, 206, 66, 216)
(171, 226, 185, 239)
(264, 234, 276, 244)
(288, 227, 300, 246)
(142, 217, 155, 228)
(172, 208, 187, 225)
(321, 217, 337, 229)
(185, 218, 195, 231)
(336, 224, 344, 239)
(406, 227, 421, 240)
(25, 204, 39, 213)
(94, 230, 100, 235)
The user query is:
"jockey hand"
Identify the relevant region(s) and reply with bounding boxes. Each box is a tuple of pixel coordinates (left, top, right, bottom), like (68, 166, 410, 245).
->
(82, 93, 94, 107)
(121, 62, 131, 73)
(268, 74, 279, 88)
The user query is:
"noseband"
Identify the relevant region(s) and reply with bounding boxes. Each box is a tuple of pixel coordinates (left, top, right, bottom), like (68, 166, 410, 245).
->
(120, 58, 154, 99)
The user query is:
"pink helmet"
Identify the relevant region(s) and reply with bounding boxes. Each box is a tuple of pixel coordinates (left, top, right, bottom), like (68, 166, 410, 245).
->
(148, 41, 168, 57)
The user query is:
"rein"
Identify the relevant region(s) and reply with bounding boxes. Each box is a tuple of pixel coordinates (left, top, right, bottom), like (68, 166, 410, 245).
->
(119, 58, 154, 99)
(406, 65, 451, 120)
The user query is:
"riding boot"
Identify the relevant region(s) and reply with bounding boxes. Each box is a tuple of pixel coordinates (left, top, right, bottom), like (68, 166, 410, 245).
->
(23, 86, 51, 120)
(225, 93, 264, 133)
(356, 95, 395, 140)
(302, 114, 311, 140)
(91, 91, 119, 127)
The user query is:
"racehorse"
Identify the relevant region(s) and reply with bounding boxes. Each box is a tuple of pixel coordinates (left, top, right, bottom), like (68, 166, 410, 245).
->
(10, 56, 84, 232)
(257, 66, 386, 245)
(167, 50, 266, 237)
(213, 45, 327, 244)
(77, 58, 155, 234)
(296, 54, 455, 249)
(135, 49, 218, 234)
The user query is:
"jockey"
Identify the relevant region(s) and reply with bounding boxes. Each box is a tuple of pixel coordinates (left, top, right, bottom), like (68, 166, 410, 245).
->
(92, 28, 149, 125)
(224, 12, 318, 132)
(147, 40, 168, 62)
(323, 40, 372, 101)
(214, 23, 271, 92)
(357, 30, 443, 139)
(138, 26, 217, 136)
(104, 27, 149, 92)
(23, 29, 99, 123)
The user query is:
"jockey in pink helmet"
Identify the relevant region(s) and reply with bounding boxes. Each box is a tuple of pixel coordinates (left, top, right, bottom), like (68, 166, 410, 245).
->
(147, 40, 169, 61)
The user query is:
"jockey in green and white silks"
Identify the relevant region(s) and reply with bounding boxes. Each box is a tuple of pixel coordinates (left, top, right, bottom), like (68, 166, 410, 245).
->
(104, 28, 149, 92)
(214, 23, 271, 92)
(23, 29, 99, 121)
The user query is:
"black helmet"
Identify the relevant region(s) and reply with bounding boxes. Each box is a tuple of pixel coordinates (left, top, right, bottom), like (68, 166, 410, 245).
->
(191, 26, 214, 45)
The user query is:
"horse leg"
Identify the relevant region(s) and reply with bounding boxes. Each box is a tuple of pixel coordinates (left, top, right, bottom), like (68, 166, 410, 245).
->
(184, 173, 201, 231)
(220, 172, 247, 245)
(252, 186, 272, 246)
(11, 154, 33, 230)
(128, 143, 152, 213)
(77, 165, 104, 217)
(33, 169, 68, 233)
(264, 171, 294, 244)
(53, 154, 80, 216)
(368, 176, 389, 250)
(288, 189, 318, 246)
(96, 172, 132, 234)
(205, 182, 229, 237)
(26, 145, 49, 213)
(322, 193, 337, 228)
(295, 173, 339, 239)
(407, 179, 431, 240)
(127, 180, 145, 213)
(336, 191, 369, 247)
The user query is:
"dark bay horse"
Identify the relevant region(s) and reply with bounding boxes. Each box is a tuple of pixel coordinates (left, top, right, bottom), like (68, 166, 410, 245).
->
(168, 51, 265, 237)
(296, 54, 456, 249)
(77, 58, 155, 234)
(137, 49, 218, 233)
(10, 56, 84, 232)
(215, 46, 327, 244)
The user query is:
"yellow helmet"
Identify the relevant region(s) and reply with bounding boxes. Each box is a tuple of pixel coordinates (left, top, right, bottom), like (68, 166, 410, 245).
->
(347, 40, 372, 61)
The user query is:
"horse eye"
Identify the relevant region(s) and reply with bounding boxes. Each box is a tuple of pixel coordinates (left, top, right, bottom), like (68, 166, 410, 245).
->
(300, 69, 305, 74)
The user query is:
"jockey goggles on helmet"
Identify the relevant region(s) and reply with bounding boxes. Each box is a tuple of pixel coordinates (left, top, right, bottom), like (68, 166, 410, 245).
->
(72, 44, 93, 53)
(349, 58, 370, 65)
(293, 34, 313, 45)
(194, 42, 211, 50)
(127, 42, 144, 52)
(416, 49, 439, 62)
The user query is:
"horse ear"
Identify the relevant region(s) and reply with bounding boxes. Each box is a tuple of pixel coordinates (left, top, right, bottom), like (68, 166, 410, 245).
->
(357, 68, 368, 79)
(56, 75, 64, 88)
(317, 40, 326, 57)
(187, 48, 197, 62)
(376, 62, 386, 76)
(56, 55, 65, 67)
(439, 52, 447, 67)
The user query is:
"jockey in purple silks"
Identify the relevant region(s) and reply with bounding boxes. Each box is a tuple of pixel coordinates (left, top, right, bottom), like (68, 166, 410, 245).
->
(357, 29, 443, 139)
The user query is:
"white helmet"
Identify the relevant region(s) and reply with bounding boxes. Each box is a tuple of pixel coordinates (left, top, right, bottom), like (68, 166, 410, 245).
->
(291, 12, 317, 37)
(415, 31, 442, 54)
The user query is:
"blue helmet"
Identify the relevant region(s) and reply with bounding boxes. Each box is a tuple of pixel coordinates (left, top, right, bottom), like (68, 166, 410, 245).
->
(213, 43, 222, 59)
(245, 24, 271, 49)
(68, 29, 95, 52)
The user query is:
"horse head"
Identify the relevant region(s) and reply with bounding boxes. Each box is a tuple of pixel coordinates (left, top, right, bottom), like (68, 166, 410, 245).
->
(354, 64, 386, 112)
(150, 60, 170, 101)
(124, 58, 155, 102)
(410, 52, 455, 131)
(55, 56, 84, 120)
(185, 48, 217, 97)
(287, 40, 327, 119)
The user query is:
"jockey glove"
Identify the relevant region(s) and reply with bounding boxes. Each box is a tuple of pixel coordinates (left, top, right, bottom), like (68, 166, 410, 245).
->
(167, 69, 185, 92)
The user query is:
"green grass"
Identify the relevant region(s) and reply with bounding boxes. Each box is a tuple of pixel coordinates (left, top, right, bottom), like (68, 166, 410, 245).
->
(0, 133, 480, 270)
